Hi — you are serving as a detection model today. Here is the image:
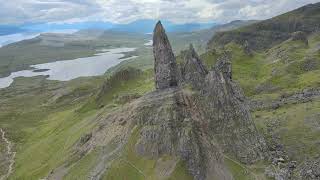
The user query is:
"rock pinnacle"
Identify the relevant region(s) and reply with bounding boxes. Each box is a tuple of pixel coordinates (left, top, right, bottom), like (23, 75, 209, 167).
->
(153, 21, 178, 89)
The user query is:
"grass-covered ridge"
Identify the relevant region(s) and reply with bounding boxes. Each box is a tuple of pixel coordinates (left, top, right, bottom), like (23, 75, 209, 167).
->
(208, 2, 320, 51)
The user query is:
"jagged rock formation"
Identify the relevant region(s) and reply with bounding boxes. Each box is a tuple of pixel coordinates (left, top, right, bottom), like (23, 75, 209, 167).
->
(179, 44, 208, 90)
(133, 88, 233, 180)
(153, 21, 178, 89)
(213, 52, 232, 79)
(136, 21, 266, 177)
(203, 54, 266, 163)
(179, 48, 266, 163)
(62, 22, 267, 180)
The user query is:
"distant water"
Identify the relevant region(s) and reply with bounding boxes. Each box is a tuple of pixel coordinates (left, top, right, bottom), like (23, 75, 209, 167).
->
(0, 48, 137, 89)
(0, 30, 77, 47)
(144, 40, 153, 46)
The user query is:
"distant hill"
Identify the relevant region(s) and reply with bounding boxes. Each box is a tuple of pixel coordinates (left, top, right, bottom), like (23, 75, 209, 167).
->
(21, 22, 114, 32)
(0, 20, 216, 36)
(0, 25, 26, 36)
(208, 2, 320, 51)
(168, 20, 258, 52)
(110, 19, 216, 33)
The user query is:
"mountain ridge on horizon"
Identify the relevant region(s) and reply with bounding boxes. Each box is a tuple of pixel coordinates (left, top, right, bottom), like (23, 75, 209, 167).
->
(0, 19, 218, 35)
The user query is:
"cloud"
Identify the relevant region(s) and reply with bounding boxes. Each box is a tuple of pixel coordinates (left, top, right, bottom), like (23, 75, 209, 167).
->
(0, 0, 102, 24)
(0, 0, 319, 25)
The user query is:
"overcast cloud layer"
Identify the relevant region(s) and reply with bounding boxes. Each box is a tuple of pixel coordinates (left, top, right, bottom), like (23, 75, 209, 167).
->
(0, 0, 319, 25)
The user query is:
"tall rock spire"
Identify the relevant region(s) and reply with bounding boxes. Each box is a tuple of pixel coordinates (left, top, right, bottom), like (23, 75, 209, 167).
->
(153, 21, 178, 89)
(179, 44, 208, 90)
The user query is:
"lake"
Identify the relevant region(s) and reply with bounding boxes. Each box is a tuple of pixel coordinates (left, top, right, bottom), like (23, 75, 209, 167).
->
(0, 48, 137, 89)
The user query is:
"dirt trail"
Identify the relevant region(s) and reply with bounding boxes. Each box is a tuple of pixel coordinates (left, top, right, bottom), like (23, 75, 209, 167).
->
(121, 159, 146, 178)
(0, 128, 16, 180)
(223, 154, 262, 180)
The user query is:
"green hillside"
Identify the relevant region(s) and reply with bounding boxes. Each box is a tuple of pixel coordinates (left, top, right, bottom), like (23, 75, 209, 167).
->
(0, 2, 320, 180)
(208, 2, 320, 51)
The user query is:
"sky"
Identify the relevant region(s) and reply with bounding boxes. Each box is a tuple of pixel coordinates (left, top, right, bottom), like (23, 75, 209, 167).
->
(0, 0, 319, 25)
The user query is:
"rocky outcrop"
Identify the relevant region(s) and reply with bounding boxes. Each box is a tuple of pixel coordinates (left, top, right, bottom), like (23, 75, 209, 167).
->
(213, 52, 232, 79)
(249, 88, 320, 111)
(96, 67, 142, 106)
(179, 44, 208, 90)
(153, 21, 266, 173)
(203, 54, 266, 163)
(133, 88, 233, 180)
(291, 31, 309, 46)
(153, 21, 178, 89)
(69, 22, 267, 180)
(298, 158, 320, 180)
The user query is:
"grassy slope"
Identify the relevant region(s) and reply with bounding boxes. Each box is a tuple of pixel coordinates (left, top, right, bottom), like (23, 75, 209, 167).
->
(208, 2, 320, 51)
(0, 28, 195, 178)
(0, 75, 106, 179)
(0, 62, 156, 179)
(200, 31, 320, 179)
(0, 59, 194, 179)
(169, 20, 258, 54)
(103, 127, 193, 180)
(254, 100, 320, 162)
(202, 32, 320, 97)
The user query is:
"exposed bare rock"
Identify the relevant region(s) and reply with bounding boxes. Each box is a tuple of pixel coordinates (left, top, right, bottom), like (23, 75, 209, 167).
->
(179, 49, 266, 164)
(249, 88, 320, 111)
(133, 88, 233, 180)
(203, 53, 267, 164)
(153, 21, 178, 89)
(291, 31, 309, 46)
(75, 88, 233, 180)
(179, 44, 208, 89)
(57, 22, 268, 180)
(298, 158, 320, 180)
(214, 52, 232, 80)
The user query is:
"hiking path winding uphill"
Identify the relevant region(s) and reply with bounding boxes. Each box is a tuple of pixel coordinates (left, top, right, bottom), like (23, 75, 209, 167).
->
(0, 129, 16, 180)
